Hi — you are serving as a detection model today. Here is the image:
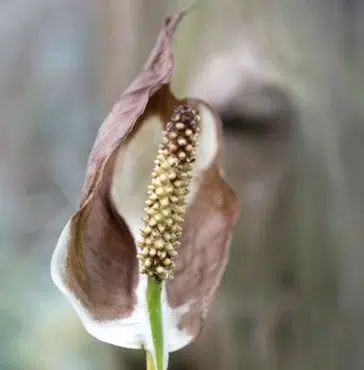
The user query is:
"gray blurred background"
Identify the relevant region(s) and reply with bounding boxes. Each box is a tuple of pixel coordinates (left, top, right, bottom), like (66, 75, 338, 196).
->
(1, 0, 363, 369)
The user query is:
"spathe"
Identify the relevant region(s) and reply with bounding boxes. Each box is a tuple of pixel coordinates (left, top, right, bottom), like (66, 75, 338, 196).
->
(51, 9, 238, 370)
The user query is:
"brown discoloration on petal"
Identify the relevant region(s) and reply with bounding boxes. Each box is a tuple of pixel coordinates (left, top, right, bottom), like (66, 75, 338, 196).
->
(166, 101, 239, 337)
(66, 151, 138, 320)
(81, 11, 187, 207)
(55, 7, 238, 338)
(62, 11, 188, 321)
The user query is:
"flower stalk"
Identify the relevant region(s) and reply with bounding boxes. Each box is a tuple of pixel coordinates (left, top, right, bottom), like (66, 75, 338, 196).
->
(146, 278, 163, 370)
(146, 351, 156, 370)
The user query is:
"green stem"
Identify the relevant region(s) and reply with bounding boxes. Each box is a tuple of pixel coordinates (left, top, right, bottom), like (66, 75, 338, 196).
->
(146, 351, 155, 370)
(146, 277, 163, 370)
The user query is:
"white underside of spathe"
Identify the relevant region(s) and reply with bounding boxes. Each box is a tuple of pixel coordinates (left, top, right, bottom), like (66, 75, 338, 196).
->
(51, 103, 218, 369)
(51, 223, 150, 348)
(51, 221, 191, 370)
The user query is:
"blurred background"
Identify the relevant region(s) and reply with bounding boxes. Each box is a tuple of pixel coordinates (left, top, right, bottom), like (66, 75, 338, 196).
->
(1, 0, 363, 369)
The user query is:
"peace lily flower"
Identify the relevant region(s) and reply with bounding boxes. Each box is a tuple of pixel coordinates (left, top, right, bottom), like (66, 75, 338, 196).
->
(51, 10, 238, 370)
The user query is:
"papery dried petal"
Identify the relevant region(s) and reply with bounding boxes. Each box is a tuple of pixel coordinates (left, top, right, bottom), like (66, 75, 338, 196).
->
(51, 8, 239, 370)
(51, 10, 187, 350)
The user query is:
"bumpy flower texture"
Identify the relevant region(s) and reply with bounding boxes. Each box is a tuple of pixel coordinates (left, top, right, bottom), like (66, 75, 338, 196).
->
(138, 105, 200, 281)
(51, 9, 238, 362)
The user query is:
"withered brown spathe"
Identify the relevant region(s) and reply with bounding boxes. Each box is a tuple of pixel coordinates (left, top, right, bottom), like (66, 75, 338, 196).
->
(138, 104, 200, 280)
(51, 9, 239, 351)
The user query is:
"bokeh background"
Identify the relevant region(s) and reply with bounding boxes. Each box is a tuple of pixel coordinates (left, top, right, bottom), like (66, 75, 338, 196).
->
(1, 0, 364, 369)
